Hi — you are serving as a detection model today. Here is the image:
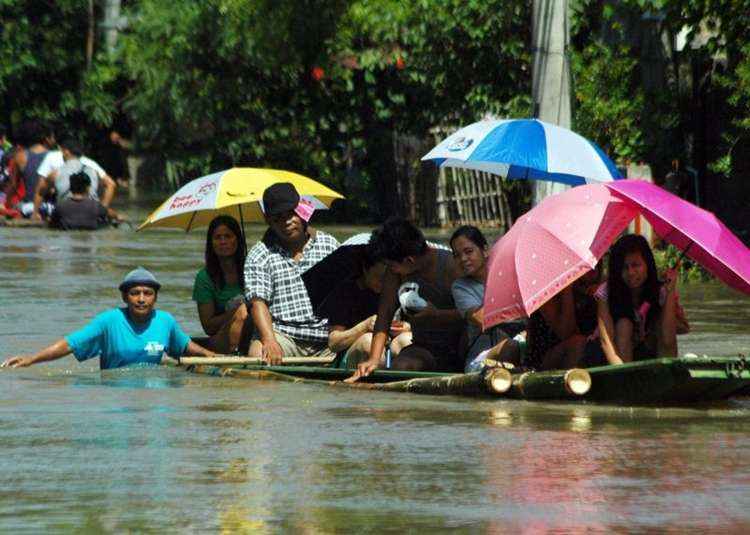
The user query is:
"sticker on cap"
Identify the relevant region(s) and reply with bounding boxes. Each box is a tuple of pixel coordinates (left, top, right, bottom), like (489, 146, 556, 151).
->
(295, 199, 315, 222)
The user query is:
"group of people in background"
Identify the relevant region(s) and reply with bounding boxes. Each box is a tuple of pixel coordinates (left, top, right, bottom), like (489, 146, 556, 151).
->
(3, 181, 690, 375)
(0, 119, 125, 229)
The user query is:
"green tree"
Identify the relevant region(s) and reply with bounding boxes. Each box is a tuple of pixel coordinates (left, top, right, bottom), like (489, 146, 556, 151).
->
(120, 0, 531, 220)
(0, 1, 119, 138)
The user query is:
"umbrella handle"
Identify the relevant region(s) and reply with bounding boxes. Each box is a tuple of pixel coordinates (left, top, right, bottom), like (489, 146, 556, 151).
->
(671, 241, 693, 270)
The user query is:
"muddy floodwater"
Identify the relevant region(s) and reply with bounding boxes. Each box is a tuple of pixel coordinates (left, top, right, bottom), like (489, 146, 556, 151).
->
(1, 199, 749, 532)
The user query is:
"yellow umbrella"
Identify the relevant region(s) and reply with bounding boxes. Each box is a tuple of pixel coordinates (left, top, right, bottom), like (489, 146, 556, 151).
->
(138, 168, 344, 231)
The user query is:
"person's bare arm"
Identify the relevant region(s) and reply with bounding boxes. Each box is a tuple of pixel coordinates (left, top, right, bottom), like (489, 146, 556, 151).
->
(184, 340, 215, 358)
(597, 299, 624, 365)
(540, 286, 578, 340)
(31, 176, 50, 220)
(99, 174, 116, 207)
(2, 339, 72, 368)
(328, 315, 375, 353)
(104, 206, 126, 222)
(465, 307, 483, 328)
(251, 298, 283, 364)
(197, 301, 235, 336)
(347, 269, 400, 381)
(658, 271, 679, 358)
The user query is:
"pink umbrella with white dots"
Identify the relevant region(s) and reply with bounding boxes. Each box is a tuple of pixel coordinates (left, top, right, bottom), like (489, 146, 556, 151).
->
(483, 184, 638, 329)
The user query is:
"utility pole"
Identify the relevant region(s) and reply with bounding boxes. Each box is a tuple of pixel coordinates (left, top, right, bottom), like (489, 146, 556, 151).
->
(101, 0, 127, 54)
(531, 0, 572, 206)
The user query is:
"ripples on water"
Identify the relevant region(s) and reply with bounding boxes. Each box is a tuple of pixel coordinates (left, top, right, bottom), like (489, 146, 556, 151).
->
(1, 201, 749, 531)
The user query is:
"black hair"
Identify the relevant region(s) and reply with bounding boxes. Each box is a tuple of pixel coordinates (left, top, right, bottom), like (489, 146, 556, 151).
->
(69, 171, 91, 194)
(40, 121, 55, 142)
(15, 120, 45, 147)
(205, 215, 246, 290)
(362, 240, 381, 270)
(449, 225, 488, 250)
(59, 137, 84, 157)
(607, 234, 661, 325)
(369, 216, 428, 262)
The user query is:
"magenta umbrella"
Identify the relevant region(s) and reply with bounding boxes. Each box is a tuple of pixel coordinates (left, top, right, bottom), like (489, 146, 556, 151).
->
(483, 184, 638, 329)
(605, 179, 750, 295)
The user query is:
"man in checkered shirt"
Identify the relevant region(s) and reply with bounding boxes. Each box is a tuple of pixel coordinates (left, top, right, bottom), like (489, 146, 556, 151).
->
(244, 183, 339, 363)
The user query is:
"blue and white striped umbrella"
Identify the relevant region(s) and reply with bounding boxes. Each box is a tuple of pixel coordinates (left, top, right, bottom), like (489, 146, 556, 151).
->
(422, 118, 622, 185)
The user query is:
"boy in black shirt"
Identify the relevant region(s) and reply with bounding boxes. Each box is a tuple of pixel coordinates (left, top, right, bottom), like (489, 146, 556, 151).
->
(51, 171, 110, 230)
(322, 246, 405, 367)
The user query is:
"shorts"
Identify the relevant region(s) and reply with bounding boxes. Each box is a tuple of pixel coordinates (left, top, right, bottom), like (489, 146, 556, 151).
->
(251, 328, 335, 360)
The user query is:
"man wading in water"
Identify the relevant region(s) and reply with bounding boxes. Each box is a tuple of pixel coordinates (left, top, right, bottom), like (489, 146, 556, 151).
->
(2, 268, 214, 369)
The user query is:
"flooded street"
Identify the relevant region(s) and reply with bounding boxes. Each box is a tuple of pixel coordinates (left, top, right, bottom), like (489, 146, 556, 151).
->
(1, 199, 749, 532)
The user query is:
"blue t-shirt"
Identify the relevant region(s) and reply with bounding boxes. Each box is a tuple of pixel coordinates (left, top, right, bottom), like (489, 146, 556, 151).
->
(65, 308, 191, 369)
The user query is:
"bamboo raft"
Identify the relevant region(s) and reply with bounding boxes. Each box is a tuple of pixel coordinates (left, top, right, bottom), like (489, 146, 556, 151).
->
(172, 354, 750, 404)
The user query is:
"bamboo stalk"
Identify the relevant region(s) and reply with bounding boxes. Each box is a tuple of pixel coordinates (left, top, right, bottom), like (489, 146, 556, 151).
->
(346, 367, 513, 396)
(163, 355, 336, 367)
(187, 364, 513, 397)
(477, 172, 485, 221)
(451, 168, 464, 221)
(509, 368, 592, 399)
(472, 170, 480, 222)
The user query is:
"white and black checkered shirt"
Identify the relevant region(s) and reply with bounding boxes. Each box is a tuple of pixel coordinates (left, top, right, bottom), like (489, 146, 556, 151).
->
(244, 229, 339, 342)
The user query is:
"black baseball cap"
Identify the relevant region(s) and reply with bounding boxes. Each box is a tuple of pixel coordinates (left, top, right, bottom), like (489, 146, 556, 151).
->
(262, 182, 300, 217)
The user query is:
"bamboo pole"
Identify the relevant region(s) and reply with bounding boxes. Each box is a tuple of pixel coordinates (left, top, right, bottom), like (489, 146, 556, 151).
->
(163, 355, 336, 367)
(451, 168, 464, 221)
(470, 171, 479, 222)
(494, 175, 504, 229)
(479, 171, 489, 221)
(187, 364, 513, 397)
(343, 367, 511, 396)
(508, 368, 591, 399)
(481, 172, 494, 221)
(437, 164, 448, 226)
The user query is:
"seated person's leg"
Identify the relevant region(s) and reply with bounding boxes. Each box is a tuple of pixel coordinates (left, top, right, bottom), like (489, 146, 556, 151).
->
(389, 332, 412, 356)
(227, 304, 249, 353)
(580, 338, 607, 367)
(247, 329, 299, 359)
(391, 344, 437, 371)
(343, 332, 375, 368)
(283, 333, 337, 361)
(655, 312, 678, 359)
(561, 334, 587, 369)
(614, 318, 635, 362)
(208, 304, 250, 354)
(540, 334, 587, 370)
(488, 333, 521, 365)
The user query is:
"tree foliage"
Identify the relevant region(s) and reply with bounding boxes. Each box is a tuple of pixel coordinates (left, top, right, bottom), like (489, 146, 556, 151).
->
(118, 0, 531, 216)
(1, 0, 749, 226)
(0, 1, 118, 136)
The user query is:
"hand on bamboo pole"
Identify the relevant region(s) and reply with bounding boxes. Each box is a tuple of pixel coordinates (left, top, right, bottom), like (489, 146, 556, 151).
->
(345, 357, 379, 383)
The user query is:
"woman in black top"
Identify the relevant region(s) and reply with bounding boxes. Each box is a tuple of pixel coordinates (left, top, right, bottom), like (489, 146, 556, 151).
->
(597, 234, 689, 364)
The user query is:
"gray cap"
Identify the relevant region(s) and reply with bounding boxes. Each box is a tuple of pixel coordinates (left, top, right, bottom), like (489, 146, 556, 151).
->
(119, 266, 161, 292)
